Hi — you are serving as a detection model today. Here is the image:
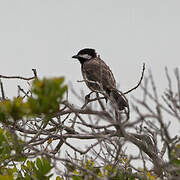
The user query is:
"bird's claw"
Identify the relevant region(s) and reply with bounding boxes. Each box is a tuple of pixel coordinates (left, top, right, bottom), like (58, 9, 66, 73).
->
(81, 92, 93, 109)
(85, 94, 91, 101)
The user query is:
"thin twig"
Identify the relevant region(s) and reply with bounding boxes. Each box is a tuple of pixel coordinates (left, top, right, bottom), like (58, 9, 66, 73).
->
(32, 69, 37, 78)
(124, 63, 145, 94)
(17, 85, 30, 98)
(0, 79, 5, 100)
(174, 68, 180, 108)
(0, 75, 35, 81)
(0, 69, 37, 81)
(165, 67, 172, 93)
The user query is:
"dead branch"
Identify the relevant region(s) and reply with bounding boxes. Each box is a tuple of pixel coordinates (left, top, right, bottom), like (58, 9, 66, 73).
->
(0, 69, 37, 81)
(124, 63, 145, 94)
(0, 79, 5, 100)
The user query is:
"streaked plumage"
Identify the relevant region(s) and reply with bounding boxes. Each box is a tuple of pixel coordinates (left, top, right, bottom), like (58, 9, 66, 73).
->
(72, 48, 128, 110)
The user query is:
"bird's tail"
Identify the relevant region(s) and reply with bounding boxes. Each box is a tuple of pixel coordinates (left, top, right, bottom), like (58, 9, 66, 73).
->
(110, 89, 128, 110)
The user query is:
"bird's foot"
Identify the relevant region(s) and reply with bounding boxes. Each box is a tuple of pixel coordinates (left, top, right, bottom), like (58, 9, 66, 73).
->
(81, 92, 93, 109)
(85, 93, 91, 101)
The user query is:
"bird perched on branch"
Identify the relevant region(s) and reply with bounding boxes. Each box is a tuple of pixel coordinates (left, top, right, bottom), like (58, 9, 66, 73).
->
(72, 48, 128, 110)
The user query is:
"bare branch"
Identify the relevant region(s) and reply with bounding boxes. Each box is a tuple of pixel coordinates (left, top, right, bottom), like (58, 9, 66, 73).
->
(0, 79, 5, 100)
(32, 69, 37, 78)
(124, 63, 145, 94)
(0, 70, 37, 81)
(0, 67, 179, 179)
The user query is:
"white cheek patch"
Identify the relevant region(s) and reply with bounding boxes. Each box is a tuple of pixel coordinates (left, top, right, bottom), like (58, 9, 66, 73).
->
(78, 54, 92, 60)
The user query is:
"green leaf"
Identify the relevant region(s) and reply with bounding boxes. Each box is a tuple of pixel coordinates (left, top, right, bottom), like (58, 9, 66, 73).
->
(0, 175, 13, 180)
(41, 157, 53, 174)
(173, 159, 180, 165)
(36, 158, 43, 171)
(24, 174, 31, 180)
(26, 160, 32, 169)
(72, 176, 82, 180)
(56, 176, 62, 180)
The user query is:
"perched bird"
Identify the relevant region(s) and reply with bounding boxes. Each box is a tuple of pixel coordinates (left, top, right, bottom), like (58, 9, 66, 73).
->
(72, 48, 128, 110)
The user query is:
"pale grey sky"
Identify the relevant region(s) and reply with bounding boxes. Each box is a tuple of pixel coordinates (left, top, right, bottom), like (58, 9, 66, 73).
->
(1, 0, 179, 134)
(0, 0, 180, 176)
(0, 0, 179, 98)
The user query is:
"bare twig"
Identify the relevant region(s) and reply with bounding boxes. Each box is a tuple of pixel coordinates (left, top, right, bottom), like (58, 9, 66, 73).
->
(32, 69, 37, 78)
(0, 79, 5, 100)
(0, 69, 37, 81)
(174, 68, 180, 108)
(17, 85, 30, 98)
(124, 63, 145, 94)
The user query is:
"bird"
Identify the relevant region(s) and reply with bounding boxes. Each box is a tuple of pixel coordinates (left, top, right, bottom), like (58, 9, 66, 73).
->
(72, 48, 128, 110)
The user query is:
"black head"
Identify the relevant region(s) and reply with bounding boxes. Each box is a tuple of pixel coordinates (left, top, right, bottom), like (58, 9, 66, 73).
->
(72, 48, 97, 64)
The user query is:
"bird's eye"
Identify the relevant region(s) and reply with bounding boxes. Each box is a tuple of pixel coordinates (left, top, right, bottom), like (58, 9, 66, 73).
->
(78, 54, 92, 60)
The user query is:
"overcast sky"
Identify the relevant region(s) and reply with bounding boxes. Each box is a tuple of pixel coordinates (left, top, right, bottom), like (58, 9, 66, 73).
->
(0, 0, 180, 174)
(0, 0, 179, 98)
(1, 0, 179, 132)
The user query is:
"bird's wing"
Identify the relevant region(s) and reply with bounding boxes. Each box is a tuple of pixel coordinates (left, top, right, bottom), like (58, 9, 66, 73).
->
(82, 57, 116, 92)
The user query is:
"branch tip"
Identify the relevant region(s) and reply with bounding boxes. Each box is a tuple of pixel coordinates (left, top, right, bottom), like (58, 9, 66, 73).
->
(124, 63, 146, 94)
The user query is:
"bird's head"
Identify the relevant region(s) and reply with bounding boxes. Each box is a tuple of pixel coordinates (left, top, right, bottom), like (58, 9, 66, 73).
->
(72, 48, 97, 64)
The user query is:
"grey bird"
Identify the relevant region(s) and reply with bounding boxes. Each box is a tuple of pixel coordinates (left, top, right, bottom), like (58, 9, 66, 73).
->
(72, 48, 128, 110)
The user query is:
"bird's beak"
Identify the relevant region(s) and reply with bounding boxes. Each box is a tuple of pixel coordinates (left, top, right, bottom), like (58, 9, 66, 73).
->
(72, 55, 79, 59)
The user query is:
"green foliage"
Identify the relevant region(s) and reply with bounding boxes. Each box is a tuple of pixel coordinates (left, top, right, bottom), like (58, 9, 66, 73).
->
(0, 77, 67, 125)
(0, 167, 16, 180)
(170, 144, 180, 176)
(0, 97, 29, 124)
(0, 128, 12, 164)
(67, 159, 141, 180)
(56, 176, 62, 180)
(28, 77, 67, 116)
(0, 157, 53, 180)
(0, 77, 67, 179)
(20, 157, 53, 180)
(66, 158, 156, 180)
(0, 128, 25, 166)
